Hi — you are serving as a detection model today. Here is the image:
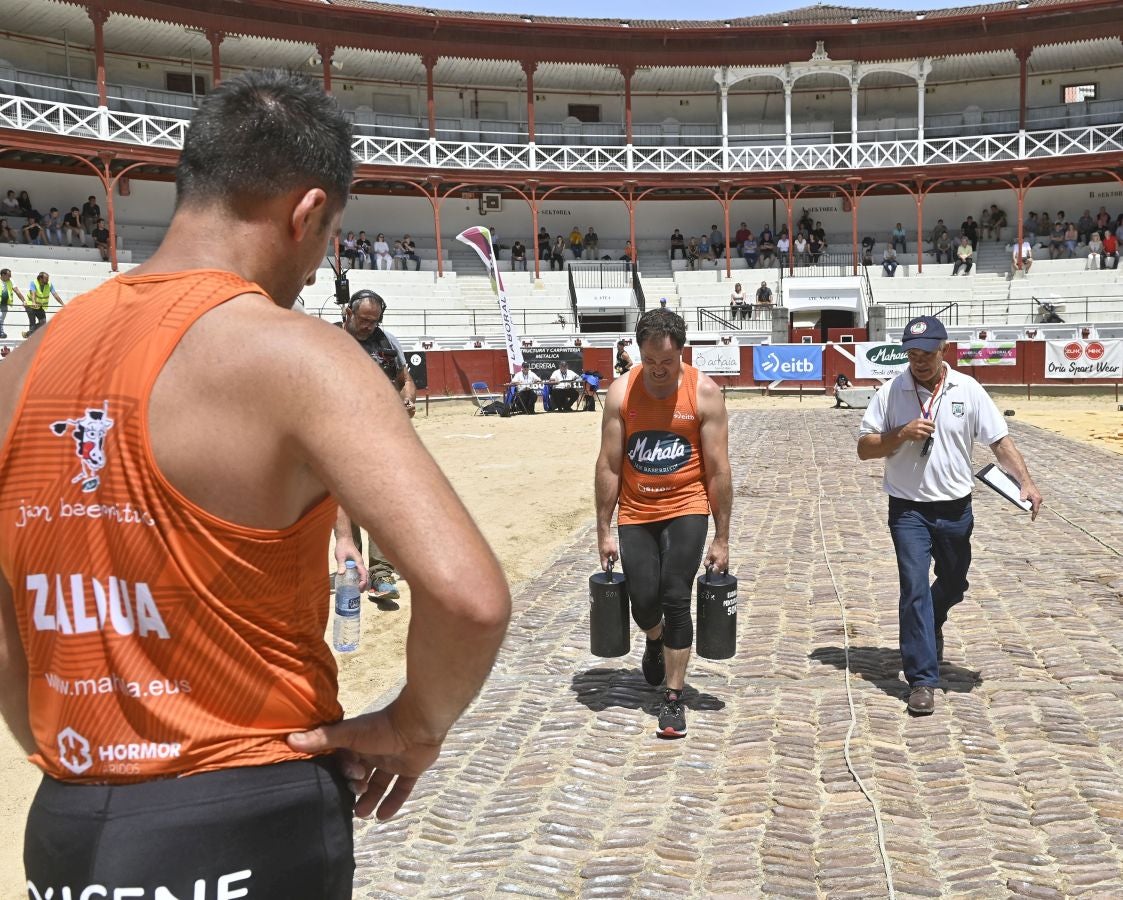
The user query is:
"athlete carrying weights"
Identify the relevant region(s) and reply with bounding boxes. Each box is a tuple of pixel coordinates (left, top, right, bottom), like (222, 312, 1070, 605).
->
(595, 308, 732, 737)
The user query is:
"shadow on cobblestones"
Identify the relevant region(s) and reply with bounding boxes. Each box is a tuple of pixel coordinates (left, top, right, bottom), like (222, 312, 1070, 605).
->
(569, 666, 726, 716)
(809, 645, 982, 697)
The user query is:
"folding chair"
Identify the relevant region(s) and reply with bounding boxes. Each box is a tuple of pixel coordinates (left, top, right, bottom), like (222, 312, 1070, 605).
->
(471, 381, 501, 416)
(580, 373, 603, 412)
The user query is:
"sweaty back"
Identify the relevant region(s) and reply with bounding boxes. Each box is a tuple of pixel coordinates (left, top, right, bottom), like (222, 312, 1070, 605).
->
(0, 271, 341, 783)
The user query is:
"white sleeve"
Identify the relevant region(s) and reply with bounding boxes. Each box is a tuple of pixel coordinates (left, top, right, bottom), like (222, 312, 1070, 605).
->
(858, 383, 890, 436)
(972, 383, 1009, 446)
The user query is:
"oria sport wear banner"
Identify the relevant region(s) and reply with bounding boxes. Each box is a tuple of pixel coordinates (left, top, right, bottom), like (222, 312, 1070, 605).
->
(456, 226, 523, 374)
(752, 344, 823, 381)
(1045, 340, 1123, 378)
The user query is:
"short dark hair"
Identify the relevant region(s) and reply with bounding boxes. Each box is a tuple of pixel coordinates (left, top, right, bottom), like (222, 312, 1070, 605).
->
(176, 70, 353, 212)
(636, 308, 686, 350)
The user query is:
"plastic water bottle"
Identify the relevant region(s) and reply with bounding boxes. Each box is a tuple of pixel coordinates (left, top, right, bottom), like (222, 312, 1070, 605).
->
(333, 561, 362, 653)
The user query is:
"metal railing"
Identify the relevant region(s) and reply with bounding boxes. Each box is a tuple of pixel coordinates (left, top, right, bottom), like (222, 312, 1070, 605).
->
(696, 305, 776, 332)
(2, 88, 1121, 174)
(783, 252, 857, 278)
(881, 296, 1123, 328)
(310, 302, 575, 334)
(568, 260, 632, 289)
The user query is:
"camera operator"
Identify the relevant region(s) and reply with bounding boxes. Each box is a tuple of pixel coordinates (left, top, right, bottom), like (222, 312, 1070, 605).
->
(337, 289, 416, 603)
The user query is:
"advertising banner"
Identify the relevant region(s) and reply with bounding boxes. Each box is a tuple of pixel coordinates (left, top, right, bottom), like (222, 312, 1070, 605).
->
(405, 351, 428, 390)
(456, 226, 523, 374)
(956, 342, 1017, 366)
(854, 343, 908, 379)
(692, 345, 741, 375)
(752, 344, 823, 381)
(1045, 340, 1123, 379)
(521, 347, 583, 381)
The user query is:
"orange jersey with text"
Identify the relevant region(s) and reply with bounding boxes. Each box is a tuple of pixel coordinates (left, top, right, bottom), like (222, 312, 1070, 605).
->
(618, 363, 709, 525)
(0, 271, 341, 783)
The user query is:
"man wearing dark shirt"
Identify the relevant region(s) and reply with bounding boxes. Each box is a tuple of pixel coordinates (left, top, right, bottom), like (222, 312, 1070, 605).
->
(81, 195, 101, 235)
(670, 229, 686, 259)
(62, 207, 84, 246)
(92, 219, 111, 261)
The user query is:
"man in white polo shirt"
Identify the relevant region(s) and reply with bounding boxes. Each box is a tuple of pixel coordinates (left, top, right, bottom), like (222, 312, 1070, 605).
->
(857, 316, 1042, 716)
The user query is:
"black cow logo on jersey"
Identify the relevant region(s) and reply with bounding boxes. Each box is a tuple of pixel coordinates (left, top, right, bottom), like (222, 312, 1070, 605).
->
(627, 430, 691, 476)
(49, 402, 114, 493)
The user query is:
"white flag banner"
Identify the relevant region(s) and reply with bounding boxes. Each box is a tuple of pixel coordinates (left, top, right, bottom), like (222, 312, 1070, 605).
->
(854, 342, 909, 379)
(1045, 340, 1123, 379)
(456, 226, 523, 374)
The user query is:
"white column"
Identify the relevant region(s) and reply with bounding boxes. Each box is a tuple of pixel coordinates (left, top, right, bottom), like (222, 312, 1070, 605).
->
(784, 81, 793, 169)
(917, 76, 926, 164)
(720, 85, 729, 149)
(850, 80, 859, 168)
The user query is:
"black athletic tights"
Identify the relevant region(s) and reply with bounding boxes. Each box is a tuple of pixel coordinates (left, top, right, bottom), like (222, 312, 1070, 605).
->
(618, 514, 708, 650)
(24, 757, 354, 899)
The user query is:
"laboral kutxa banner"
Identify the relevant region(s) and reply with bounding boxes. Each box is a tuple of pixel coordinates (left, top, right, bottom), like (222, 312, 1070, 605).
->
(1045, 340, 1123, 378)
(956, 342, 1017, 366)
(752, 344, 823, 381)
(854, 343, 908, 379)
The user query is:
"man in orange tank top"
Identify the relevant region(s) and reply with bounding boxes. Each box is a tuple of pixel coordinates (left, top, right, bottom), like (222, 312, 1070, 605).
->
(0, 71, 510, 897)
(595, 309, 732, 738)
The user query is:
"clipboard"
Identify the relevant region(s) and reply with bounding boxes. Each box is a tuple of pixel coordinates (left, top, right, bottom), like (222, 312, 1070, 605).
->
(974, 463, 1033, 511)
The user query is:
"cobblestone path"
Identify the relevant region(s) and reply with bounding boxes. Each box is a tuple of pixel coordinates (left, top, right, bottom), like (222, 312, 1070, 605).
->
(354, 408, 1123, 899)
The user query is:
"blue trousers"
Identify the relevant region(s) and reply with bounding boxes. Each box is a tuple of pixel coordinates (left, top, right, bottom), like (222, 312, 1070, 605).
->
(888, 496, 974, 687)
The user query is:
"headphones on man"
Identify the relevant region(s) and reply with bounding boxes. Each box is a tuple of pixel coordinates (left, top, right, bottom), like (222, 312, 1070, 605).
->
(348, 289, 387, 323)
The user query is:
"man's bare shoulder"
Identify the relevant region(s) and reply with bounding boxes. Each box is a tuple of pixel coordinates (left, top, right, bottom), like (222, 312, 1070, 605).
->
(695, 370, 726, 412)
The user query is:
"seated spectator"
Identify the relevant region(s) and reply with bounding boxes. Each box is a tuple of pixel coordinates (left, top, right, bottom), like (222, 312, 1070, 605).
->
(538, 227, 551, 260)
(860, 235, 875, 267)
(978, 207, 992, 243)
(550, 236, 567, 271)
(793, 233, 808, 265)
(953, 236, 974, 275)
(891, 223, 907, 253)
(341, 231, 359, 267)
(1048, 220, 1066, 259)
(0, 267, 26, 339)
(0, 219, 15, 243)
(987, 205, 1007, 240)
(741, 231, 758, 268)
(402, 234, 421, 271)
(569, 226, 583, 258)
(81, 195, 100, 235)
(92, 218, 111, 262)
(548, 360, 581, 412)
(1095, 206, 1111, 232)
(833, 372, 851, 408)
(1038, 212, 1052, 242)
(811, 220, 826, 243)
(758, 229, 776, 267)
(1012, 238, 1033, 275)
(670, 228, 686, 259)
(930, 218, 948, 253)
(798, 209, 813, 234)
(22, 216, 43, 246)
(1077, 210, 1095, 246)
(733, 222, 750, 255)
(934, 230, 953, 265)
(372, 232, 392, 270)
(620, 241, 635, 268)
(882, 245, 899, 277)
(960, 216, 978, 251)
(43, 208, 63, 245)
(1, 191, 18, 216)
(16, 191, 33, 217)
(776, 232, 790, 268)
(1087, 232, 1103, 270)
(1022, 212, 1038, 246)
(754, 281, 773, 318)
(808, 234, 824, 264)
(1063, 222, 1078, 259)
(709, 224, 725, 260)
(510, 361, 542, 414)
(356, 231, 372, 269)
(729, 282, 747, 321)
(511, 239, 527, 271)
(698, 234, 711, 261)
(685, 237, 699, 270)
(583, 226, 599, 260)
(392, 240, 407, 270)
(62, 207, 83, 246)
(1102, 231, 1119, 270)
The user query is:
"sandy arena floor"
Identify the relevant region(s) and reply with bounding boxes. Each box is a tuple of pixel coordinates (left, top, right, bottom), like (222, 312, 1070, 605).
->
(0, 390, 1119, 896)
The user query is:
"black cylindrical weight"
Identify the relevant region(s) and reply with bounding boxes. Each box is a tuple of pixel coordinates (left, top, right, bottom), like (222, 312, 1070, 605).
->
(589, 566, 630, 658)
(696, 568, 737, 660)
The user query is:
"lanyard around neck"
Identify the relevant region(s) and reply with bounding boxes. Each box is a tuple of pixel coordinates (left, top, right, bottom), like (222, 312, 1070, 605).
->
(914, 369, 946, 420)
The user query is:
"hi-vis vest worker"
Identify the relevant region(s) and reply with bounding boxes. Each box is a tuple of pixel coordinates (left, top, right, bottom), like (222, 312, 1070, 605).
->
(0, 271, 342, 782)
